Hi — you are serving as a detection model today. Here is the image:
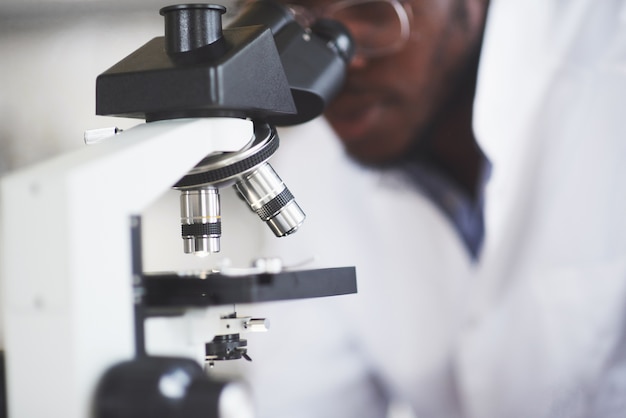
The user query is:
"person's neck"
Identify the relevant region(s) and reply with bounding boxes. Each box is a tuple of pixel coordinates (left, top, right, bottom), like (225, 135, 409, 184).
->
(419, 68, 484, 201)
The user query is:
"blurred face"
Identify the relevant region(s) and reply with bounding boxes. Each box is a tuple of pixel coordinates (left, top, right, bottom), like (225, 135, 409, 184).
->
(285, 0, 488, 165)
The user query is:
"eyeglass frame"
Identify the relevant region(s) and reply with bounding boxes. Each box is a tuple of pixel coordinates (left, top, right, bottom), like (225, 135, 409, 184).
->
(286, 0, 413, 58)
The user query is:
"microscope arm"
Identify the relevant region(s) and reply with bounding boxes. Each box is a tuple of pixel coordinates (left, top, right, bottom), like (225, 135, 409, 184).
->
(0, 117, 252, 418)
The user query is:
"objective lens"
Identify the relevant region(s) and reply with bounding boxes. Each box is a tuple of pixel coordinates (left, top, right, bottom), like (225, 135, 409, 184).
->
(180, 186, 221, 256)
(235, 162, 305, 237)
(175, 123, 305, 255)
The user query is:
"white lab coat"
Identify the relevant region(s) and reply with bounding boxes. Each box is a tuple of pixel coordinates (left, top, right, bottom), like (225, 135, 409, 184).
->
(206, 117, 477, 418)
(458, 1, 626, 417)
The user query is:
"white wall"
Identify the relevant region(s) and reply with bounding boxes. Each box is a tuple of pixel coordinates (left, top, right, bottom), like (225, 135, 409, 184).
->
(0, 0, 238, 172)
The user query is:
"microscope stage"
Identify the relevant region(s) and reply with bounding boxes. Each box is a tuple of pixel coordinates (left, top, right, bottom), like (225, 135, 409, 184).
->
(143, 267, 357, 311)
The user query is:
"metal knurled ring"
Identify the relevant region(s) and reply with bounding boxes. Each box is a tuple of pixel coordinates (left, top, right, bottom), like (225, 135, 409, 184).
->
(174, 124, 279, 188)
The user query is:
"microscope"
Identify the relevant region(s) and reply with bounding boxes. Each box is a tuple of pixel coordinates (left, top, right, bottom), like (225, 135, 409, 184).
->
(0, 2, 356, 417)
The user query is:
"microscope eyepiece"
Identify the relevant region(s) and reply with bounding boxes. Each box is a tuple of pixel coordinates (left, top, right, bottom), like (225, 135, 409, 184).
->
(310, 18, 356, 64)
(226, 0, 355, 126)
(159, 4, 226, 54)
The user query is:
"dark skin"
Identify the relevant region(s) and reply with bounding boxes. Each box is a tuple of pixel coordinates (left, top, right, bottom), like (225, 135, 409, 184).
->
(285, 0, 489, 199)
(410, 44, 484, 199)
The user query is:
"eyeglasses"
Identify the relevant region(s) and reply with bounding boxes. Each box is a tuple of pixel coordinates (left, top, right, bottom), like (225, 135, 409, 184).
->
(287, 0, 412, 58)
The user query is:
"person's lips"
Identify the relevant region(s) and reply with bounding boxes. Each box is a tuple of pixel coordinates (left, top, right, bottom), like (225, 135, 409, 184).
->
(326, 100, 381, 144)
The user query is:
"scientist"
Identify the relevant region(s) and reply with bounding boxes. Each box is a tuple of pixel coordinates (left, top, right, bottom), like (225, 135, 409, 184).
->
(288, 0, 491, 259)
(215, 0, 490, 417)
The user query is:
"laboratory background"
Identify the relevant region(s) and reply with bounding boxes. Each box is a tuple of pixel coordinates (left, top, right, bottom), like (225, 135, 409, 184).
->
(0, 0, 237, 174)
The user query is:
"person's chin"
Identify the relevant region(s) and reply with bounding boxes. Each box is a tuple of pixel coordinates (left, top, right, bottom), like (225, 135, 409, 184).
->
(339, 138, 400, 168)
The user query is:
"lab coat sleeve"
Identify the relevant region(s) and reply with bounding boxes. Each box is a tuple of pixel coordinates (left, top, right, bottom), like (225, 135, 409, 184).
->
(457, 1, 626, 417)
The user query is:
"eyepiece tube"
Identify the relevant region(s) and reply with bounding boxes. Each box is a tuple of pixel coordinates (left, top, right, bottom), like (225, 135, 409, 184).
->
(160, 4, 226, 54)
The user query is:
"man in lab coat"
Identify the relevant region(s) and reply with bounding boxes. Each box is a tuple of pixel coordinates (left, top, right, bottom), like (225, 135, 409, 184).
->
(213, 0, 490, 416)
(213, 0, 626, 417)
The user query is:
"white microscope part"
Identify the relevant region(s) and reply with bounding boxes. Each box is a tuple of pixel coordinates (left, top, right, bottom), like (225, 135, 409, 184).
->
(0, 117, 253, 418)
